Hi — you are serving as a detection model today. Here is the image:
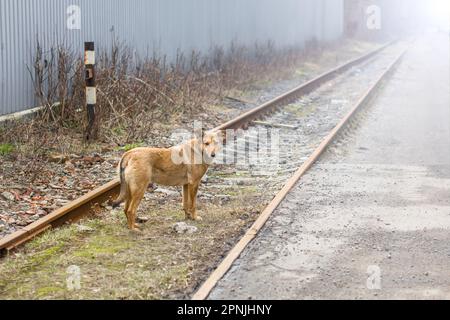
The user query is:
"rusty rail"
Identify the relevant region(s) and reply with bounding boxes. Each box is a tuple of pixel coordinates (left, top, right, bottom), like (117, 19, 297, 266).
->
(0, 41, 394, 256)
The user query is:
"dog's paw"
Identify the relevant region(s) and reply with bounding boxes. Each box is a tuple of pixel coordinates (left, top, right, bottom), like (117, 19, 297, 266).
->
(194, 216, 203, 221)
(130, 225, 143, 234)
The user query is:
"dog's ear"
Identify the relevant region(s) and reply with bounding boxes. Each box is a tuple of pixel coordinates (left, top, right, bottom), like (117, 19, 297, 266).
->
(219, 129, 228, 144)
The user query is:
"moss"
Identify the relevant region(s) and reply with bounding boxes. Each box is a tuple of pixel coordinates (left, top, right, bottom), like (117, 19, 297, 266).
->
(26, 245, 64, 269)
(72, 235, 130, 259)
(0, 143, 14, 156)
(115, 142, 143, 152)
(124, 143, 143, 152)
(25, 225, 78, 252)
(36, 286, 64, 299)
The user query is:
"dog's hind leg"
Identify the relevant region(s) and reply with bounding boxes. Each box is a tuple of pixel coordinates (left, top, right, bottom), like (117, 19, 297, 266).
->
(126, 190, 145, 230)
(124, 199, 133, 229)
(124, 173, 149, 230)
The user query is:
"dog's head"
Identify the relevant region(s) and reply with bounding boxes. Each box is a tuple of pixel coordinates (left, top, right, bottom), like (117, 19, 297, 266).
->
(195, 128, 224, 163)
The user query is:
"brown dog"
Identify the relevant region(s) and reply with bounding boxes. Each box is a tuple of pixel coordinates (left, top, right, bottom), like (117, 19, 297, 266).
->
(112, 129, 223, 230)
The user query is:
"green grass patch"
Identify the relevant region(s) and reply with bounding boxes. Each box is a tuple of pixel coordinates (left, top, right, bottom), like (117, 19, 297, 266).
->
(116, 142, 143, 152)
(36, 286, 64, 299)
(0, 143, 14, 156)
(72, 234, 130, 259)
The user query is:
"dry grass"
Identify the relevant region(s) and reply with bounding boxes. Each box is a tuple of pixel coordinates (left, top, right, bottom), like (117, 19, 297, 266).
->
(0, 183, 266, 300)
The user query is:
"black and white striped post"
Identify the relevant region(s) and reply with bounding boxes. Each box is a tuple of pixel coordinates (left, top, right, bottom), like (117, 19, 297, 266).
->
(84, 42, 97, 141)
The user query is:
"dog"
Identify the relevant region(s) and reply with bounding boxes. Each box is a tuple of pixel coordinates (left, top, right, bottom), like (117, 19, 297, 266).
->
(112, 129, 224, 230)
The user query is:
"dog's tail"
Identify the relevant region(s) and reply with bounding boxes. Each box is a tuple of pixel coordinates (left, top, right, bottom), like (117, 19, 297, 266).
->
(112, 156, 128, 208)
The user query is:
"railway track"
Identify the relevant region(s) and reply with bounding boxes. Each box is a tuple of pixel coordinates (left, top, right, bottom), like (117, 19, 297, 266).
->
(192, 46, 408, 299)
(0, 40, 404, 262)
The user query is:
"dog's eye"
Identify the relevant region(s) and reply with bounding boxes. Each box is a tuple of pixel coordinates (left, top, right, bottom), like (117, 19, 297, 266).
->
(205, 142, 210, 146)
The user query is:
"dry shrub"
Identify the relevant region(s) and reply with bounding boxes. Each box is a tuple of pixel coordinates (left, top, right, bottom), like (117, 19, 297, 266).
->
(3, 38, 326, 152)
(0, 118, 58, 181)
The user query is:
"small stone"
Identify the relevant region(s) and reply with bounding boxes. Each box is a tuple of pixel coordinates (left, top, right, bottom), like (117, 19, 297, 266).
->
(1, 191, 15, 202)
(173, 222, 198, 234)
(81, 180, 91, 187)
(16, 220, 28, 227)
(136, 216, 150, 224)
(217, 194, 231, 204)
(77, 225, 95, 233)
(36, 210, 47, 217)
(7, 218, 16, 224)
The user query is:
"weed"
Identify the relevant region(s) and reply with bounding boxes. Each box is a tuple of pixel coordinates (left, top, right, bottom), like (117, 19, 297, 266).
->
(119, 142, 144, 152)
(0, 143, 14, 156)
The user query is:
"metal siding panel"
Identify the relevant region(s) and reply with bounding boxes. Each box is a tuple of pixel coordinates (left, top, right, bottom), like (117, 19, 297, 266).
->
(0, 0, 5, 114)
(0, 0, 344, 116)
(6, 0, 13, 113)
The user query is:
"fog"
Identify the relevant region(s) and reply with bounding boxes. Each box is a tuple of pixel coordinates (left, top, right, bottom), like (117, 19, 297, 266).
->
(422, 0, 450, 31)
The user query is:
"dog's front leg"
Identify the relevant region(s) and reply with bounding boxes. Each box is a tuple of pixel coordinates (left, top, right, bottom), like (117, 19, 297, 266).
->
(183, 184, 190, 219)
(188, 182, 202, 221)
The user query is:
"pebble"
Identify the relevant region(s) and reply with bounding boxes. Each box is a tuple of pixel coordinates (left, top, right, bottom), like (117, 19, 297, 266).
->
(136, 216, 150, 223)
(173, 222, 198, 234)
(217, 194, 231, 203)
(77, 225, 95, 233)
(1, 191, 15, 202)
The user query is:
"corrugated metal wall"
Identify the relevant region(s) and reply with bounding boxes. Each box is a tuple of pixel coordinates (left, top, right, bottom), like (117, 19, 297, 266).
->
(0, 0, 343, 116)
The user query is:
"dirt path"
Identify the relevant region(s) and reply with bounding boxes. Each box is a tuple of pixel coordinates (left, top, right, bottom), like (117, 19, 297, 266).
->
(209, 32, 450, 300)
